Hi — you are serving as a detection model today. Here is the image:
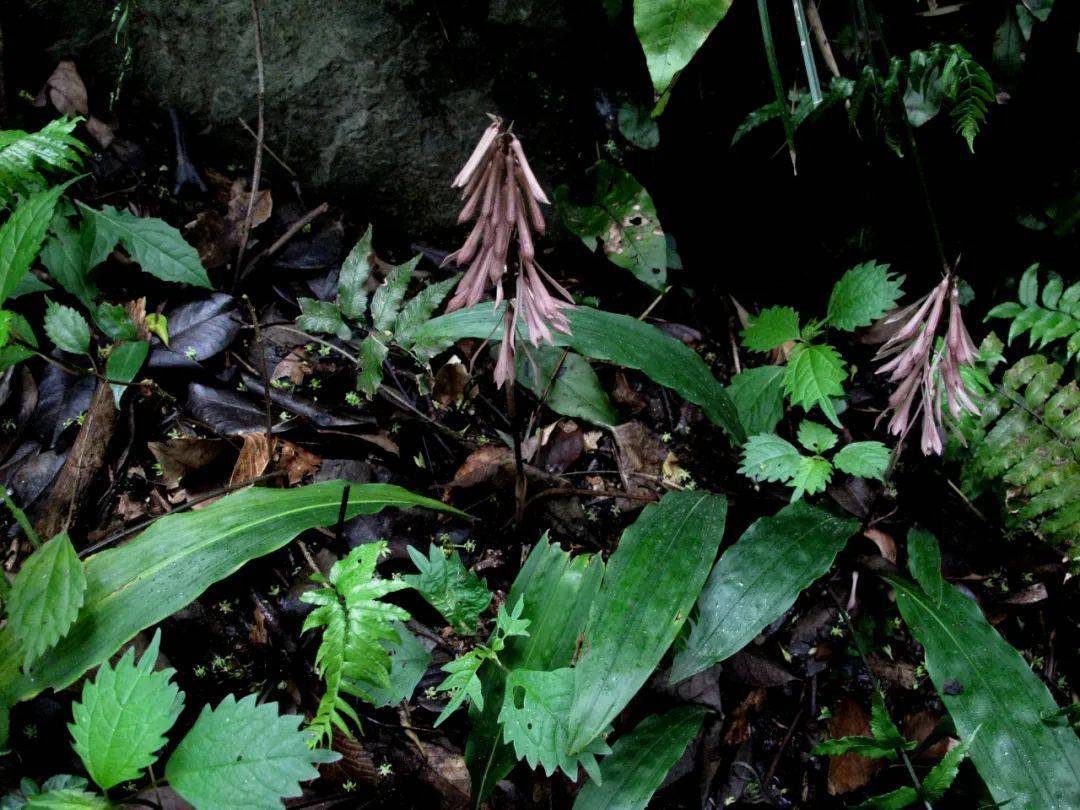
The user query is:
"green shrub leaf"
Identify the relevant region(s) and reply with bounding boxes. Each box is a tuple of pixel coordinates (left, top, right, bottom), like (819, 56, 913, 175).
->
(404, 544, 492, 635)
(725, 366, 786, 436)
(69, 630, 184, 790)
(568, 491, 727, 753)
(671, 502, 858, 682)
(77, 204, 211, 289)
(516, 346, 619, 427)
(905, 528, 943, 606)
(833, 441, 890, 481)
(7, 532, 86, 669)
(370, 261, 416, 332)
(797, 421, 837, 453)
(738, 433, 803, 483)
(40, 215, 98, 306)
(791, 455, 833, 500)
(0, 118, 85, 204)
(356, 334, 388, 398)
(0, 183, 70, 305)
(394, 273, 459, 344)
(633, 0, 734, 99)
(337, 227, 373, 320)
(573, 706, 706, 810)
(741, 306, 801, 352)
(105, 340, 149, 407)
(165, 694, 337, 810)
(43, 300, 90, 355)
(783, 342, 846, 426)
(297, 298, 351, 340)
(826, 261, 904, 331)
(363, 623, 432, 709)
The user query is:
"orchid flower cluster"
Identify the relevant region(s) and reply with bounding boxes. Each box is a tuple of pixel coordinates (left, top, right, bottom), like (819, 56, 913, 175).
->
(875, 274, 981, 455)
(446, 118, 573, 387)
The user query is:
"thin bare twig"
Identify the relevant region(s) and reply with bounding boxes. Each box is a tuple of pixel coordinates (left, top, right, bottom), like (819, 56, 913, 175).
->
(237, 116, 296, 176)
(235, 0, 266, 276)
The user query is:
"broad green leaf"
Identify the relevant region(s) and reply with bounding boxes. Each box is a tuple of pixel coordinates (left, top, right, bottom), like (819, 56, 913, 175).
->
(105, 340, 149, 407)
(905, 528, 943, 606)
(337, 227, 373, 320)
(0, 483, 461, 709)
(725, 365, 786, 436)
(10, 774, 109, 810)
(568, 491, 727, 753)
(0, 118, 85, 204)
(363, 623, 432, 709)
(0, 310, 13, 348)
(165, 694, 337, 810)
(7, 532, 86, 669)
(394, 273, 460, 345)
(797, 421, 837, 453)
(10, 272, 52, 298)
(499, 668, 611, 782)
(554, 161, 667, 290)
(741, 306, 801, 352)
(516, 346, 619, 427)
(92, 303, 137, 342)
(0, 312, 38, 370)
(69, 630, 184, 790)
(403, 303, 745, 442)
(301, 541, 410, 744)
(573, 706, 706, 810)
(890, 566, 1080, 808)
(633, 0, 734, 99)
(783, 342, 846, 426)
(826, 261, 905, 331)
(0, 184, 69, 305)
(43, 300, 90, 355)
(833, 441, 890, 481)
(921, 726, 977, 801)
(405, 544, 492, 634)
(738, 433, 803, 483)
(40, 216, 97, 305)
(77, 204, 210, 288)
(791, 455, 833, 500)
(356, 334, 389, 398)
(671, 501, 858, 682)
(371, 261, 416, 332)
(297, 298, 350, 340)
(616, 102, 660, 149)
(466, 535, 605, 806)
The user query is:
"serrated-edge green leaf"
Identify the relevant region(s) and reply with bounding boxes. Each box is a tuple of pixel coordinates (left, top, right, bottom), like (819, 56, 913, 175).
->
(370, 260, 417, 333)
(725, 365, 786, 437)
(826, 261, 905, 332)
(337, 227, 373, 321)
(738, 433, 803, 483)
(797, 420, 838, 453)
(43, 299, 91, 355)
(833, 441, 890, 481)
(741, 306, 801, 352)
(404, 544, 492, 634)
(69, 630, 184, 790)
(8, 532, 86, 668)
(784, 342, 846, 426)
(0, 183, 70, 305)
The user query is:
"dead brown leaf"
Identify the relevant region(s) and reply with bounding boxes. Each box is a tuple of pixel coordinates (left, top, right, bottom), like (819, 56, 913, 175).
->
(148, 438, 225, 489)
(34, 60, 115, 148)
(863, 527, 897, 564)
(229, 433, 274, 486)
(723, 688, 766, 745)
(271, 348, 311, 385)
(867, 653, 918, 690)
(611, 421, 665, 507)
(35, 381, 117, 538)
(450, 445, 515, 488)
(274, 439, 322, 485)
(612, 370, 646, 413)
(827, 697, 882, 794)
(534, 420, 583, 474)
(433, 358, 470, 408)
(1003, 582, 1048, 605)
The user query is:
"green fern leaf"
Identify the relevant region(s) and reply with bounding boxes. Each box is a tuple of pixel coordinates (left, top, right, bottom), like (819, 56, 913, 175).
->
(941, 44, 995, 152)
(985, 265, 1080, 364)
(0, 118, 86, 204)
(960, 354, 1080, 557)
(300, 541, 410, 745)
(404, 544, 492, 634)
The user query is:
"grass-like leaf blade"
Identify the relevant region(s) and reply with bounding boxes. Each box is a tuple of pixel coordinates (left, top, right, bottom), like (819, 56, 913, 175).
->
(671, 501, 858, 683)
(568, 491, 727, 753)
(573, 706, 706, 810)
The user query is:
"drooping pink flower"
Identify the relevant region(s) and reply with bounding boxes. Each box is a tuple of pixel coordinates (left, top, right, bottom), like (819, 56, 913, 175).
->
(446, 118, 572, 387)
(874, 275, 981, 455)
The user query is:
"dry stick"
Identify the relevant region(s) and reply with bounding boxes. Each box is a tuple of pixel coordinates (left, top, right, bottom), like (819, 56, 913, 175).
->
(806, 1, 842, 79)
(238, 202, 330, 287)
(237, 116, 296, 177)
(235, 0, 266, 278)
(504, 307, 527, 526)
(244, 296, 275, 437)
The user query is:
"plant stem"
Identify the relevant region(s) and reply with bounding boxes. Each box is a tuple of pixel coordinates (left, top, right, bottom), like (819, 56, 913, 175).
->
(235, 0, 266, 279)
(757, 0, 797, 173)
(2, 488, 41, 549)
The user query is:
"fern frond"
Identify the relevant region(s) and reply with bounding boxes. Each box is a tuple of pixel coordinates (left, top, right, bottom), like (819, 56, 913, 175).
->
(939, 44, 994, 152)
(985, 265, 1080, 365)
(0, 118, 87, 206)
(301, 542, 409, 746)
(961, 354, 1080, 558)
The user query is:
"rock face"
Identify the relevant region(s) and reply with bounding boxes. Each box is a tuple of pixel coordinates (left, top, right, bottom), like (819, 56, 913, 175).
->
(6, 0, 621, 234)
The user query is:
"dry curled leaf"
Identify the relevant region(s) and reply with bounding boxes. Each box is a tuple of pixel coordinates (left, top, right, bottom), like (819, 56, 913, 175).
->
(450, 445, 515, 488)
(827, 697, 882, 795)
(148, 438, 225, 489)
(611, 421, 665, 507)
(274, 439, 322, 485)
(229, 433, 274, 486)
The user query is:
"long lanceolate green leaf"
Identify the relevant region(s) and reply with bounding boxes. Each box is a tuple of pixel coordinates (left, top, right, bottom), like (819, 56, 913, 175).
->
(670, 501, 858, 683)
(404, 304, 745, 442)
(568, 491, 727, 754)
(0, 118, 86, 204)
(466, 535, 604, 806)
(890, 563, 1080, 808)
(0, 482, 461, 710)
(573, 706, 706, 810)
